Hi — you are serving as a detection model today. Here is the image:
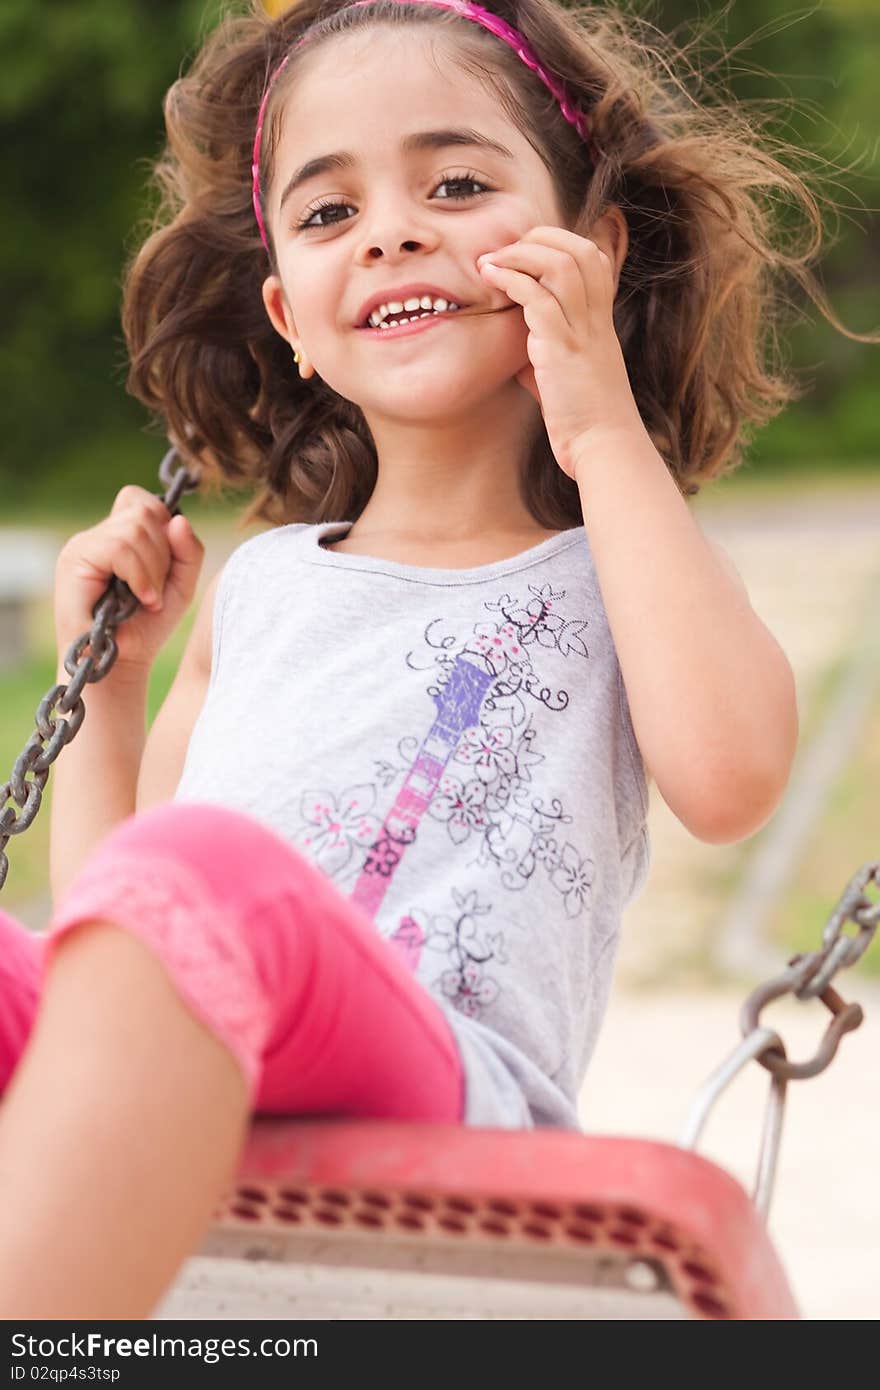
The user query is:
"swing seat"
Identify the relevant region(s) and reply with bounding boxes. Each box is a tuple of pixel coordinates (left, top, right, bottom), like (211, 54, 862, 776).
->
(155, 1118, 799, 1320)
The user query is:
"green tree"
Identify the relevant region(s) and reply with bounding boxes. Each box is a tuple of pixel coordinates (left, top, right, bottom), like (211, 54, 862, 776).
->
(0, 0, 228, 508)
(641, 0, 879, 466)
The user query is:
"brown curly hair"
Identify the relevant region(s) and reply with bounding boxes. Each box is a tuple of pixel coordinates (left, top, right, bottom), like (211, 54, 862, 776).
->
(120, 0, 876, 532)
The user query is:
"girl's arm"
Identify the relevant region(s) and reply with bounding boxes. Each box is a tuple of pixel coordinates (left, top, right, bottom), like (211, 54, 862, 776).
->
(135, 569, 219, 812)
(48, 490, 205, 903)
(573, 425, 799, 845)
(49, 660, 149, 906)
(49, 572, 218, 904)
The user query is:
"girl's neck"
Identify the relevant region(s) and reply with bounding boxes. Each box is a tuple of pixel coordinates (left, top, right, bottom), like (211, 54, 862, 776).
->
(349, 392, 549, 556)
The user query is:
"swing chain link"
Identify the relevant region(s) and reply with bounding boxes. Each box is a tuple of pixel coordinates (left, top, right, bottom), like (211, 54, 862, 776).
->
(0, 446, 200, 893)
(740, 860, 878, 1081)
(681, 862, 877, 1218)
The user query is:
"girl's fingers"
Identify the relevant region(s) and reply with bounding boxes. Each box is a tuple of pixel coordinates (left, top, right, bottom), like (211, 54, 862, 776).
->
(479, 243, 590, 334)
(481, 229, 616, 327)
(109, 484, 171, 524)
(164, 515, 205, 605)
(480, 260, 578, 340)
(111, 540, 165, 611)
(88, 521, 165, 613)
(118, 525, 172, 609)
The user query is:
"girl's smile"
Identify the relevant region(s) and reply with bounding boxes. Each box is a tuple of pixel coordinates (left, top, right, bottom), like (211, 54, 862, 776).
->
(355, 306, 462, 340)
(353, 302, 513, 340)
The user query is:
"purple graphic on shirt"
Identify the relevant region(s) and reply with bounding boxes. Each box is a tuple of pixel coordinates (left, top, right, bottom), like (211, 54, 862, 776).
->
(294, 581, 598, 1006)
(350, 653, 495, 917)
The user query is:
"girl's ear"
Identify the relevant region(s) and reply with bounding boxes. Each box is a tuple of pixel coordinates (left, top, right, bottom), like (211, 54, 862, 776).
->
(261, 275, 296, 347)
(591, 205, 629, 292)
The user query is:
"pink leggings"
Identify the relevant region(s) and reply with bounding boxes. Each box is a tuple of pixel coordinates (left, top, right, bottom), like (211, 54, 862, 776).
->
(0, 803, 465, 1120)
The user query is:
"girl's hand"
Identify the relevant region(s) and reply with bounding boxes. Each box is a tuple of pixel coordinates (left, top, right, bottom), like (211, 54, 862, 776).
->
(54, 486, 205, 676)
(477, 226, 645, 480)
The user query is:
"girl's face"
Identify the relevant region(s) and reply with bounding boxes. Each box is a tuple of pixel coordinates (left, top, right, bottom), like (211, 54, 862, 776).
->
(261, 27, 569, 420)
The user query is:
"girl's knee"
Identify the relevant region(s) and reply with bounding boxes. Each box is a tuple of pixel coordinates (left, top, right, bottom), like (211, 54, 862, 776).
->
(87, 802, 300, 914)
(45, 807, 277, 1099)
(52, 801, 322, 1000)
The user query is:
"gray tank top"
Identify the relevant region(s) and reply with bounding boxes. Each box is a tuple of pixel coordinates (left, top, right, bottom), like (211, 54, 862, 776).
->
(174, 521, 651, 1129)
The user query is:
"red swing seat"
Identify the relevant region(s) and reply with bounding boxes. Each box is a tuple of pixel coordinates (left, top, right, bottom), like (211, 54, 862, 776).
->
(156, 1118, 799, 1320)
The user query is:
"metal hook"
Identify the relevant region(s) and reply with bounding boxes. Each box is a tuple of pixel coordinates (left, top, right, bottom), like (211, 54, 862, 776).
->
(679, 1027, 789, 1220)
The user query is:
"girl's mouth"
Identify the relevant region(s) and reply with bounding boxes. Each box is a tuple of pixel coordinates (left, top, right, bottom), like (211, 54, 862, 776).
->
(355, 310, 461, 341)
(355, 304, 512, 340)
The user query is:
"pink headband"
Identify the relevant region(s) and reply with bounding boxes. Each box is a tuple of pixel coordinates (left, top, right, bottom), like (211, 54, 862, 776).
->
(251, 0, 597, 252)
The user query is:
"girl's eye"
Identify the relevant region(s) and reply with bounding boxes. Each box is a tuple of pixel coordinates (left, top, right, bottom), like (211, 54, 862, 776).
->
(294, 172, 491, 231)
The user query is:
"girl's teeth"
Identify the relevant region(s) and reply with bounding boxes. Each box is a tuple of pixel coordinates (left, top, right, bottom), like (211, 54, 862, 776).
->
(368, 298, 460, 328)
(380, 312, 437, 328)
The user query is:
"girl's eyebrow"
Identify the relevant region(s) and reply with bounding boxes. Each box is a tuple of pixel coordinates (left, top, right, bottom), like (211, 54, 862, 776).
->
(278, 128, 514, 211)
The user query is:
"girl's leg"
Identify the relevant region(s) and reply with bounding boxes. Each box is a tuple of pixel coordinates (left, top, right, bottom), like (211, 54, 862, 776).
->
(0, 918, 249, 1320)
(0, 908, 42, 1092)
(0, 801, 464, 1320)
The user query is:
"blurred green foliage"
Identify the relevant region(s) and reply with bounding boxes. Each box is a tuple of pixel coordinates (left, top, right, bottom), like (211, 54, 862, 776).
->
(1, 0, 230, 509)
(1, 0, 877, 513)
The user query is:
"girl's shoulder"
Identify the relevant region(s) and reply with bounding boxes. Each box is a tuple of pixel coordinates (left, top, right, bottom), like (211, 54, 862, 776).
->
(211, 523, 314, 617)
(221, 521, 313, 575)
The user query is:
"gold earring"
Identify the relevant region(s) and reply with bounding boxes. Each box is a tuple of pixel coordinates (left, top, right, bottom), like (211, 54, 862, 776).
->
(293, 349, 301, 365)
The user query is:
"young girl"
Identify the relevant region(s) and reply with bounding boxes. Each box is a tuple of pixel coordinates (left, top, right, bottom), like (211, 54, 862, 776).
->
(0, 0, 866, 1320)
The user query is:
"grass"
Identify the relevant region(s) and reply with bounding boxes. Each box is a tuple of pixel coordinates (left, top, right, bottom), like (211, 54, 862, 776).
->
(0, 655, 57, 908)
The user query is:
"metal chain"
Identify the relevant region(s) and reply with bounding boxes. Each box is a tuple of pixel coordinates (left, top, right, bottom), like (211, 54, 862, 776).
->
(681, 859, 878, 1218)
(739, 860, 878, 1080)
(0, 446, 200, 893)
